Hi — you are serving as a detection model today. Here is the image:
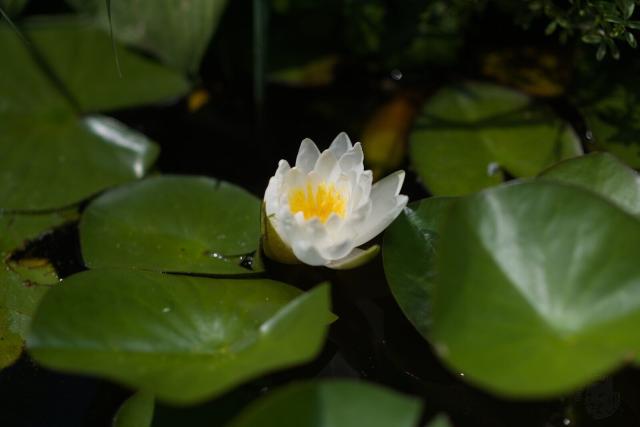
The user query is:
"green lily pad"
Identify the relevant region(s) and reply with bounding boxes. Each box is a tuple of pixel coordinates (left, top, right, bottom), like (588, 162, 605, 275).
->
(0, 210, 74, 369)
(113, 392, 155, 427)
(26, 18, 190, 113)
(28, 270, 330, 404)
(432, 181, 640, 397)
(80, 176, 262, 275)
(540, 152, 640, 216)
(409, 82, 582, 196)
(226, 380, 422, 427)
(382, 198, 456, 339)
(66, 0, 228, 73)
(0, 23, 166, 211)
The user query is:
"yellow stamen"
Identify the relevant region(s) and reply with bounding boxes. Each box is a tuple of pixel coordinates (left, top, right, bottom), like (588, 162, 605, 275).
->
(289, 182, 346, 223)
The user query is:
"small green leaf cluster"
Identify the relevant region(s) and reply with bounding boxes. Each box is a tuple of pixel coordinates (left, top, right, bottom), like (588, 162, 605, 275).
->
(524, 0, 640, 60)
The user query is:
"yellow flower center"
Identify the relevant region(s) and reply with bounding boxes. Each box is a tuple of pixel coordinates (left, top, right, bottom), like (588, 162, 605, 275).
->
(289, 182, 346, 223)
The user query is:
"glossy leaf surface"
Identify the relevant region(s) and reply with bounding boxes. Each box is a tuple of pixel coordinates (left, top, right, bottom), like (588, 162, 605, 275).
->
(0, 23, 166, 210)
(80, 176, 262, 275)
(28, 270, 330, 404)
(433, 181, 640, 397)
(540, 152, 640, 216)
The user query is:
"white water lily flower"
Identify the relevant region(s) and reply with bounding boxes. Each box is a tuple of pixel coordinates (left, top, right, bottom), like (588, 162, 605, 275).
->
(262, 132, 408, 269)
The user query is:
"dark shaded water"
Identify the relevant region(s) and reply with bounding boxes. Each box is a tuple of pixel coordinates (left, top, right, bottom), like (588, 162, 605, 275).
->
(3, 1, 640, 426)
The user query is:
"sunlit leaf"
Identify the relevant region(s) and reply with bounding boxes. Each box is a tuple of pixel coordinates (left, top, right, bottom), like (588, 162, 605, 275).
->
(226, 380, 422, 427)
(28, 270, 331, 404)
(433, 181, 640, 397)
(80, 176, 262, 275)
(0, 20, 183, 210)
(409, 82, 583, 196)
(540, 152, 640, 216)
(0, 113, 159, 211)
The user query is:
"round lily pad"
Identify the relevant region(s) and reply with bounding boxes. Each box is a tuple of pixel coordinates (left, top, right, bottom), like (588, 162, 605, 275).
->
(80, 175, 262, 275)
(0, 23, 169, 211)
(432, 181, 640, 397)
(409, 82, 582, 196)
(28, 269, 331, 404)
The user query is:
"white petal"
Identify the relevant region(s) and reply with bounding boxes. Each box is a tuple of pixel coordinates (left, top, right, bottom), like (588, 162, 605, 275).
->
(264, 177, 280, 215)
(328, 132, 352, 158)
(288, 221, 330, 266)
(313, 149, 339, 180)
(348, 170, 372, 212)
(283, 167, 307, 192)
(296, 138, 320, 172)
(348, 199, 372, 224)
(370, 170, 405, 204)
(275, 159, 291, 177)
(324, 213, 343, 233)
(352, 171, 407, 247)
(338, 142, 364, 173)
(317, 238, 354, 261)
(291, 242, 327, 266)
(326, 245, 380, 270)
(354, 195, 408, 247)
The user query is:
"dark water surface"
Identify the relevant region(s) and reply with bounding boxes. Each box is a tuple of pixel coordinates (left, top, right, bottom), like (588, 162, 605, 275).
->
(3, 1, 640, 426)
